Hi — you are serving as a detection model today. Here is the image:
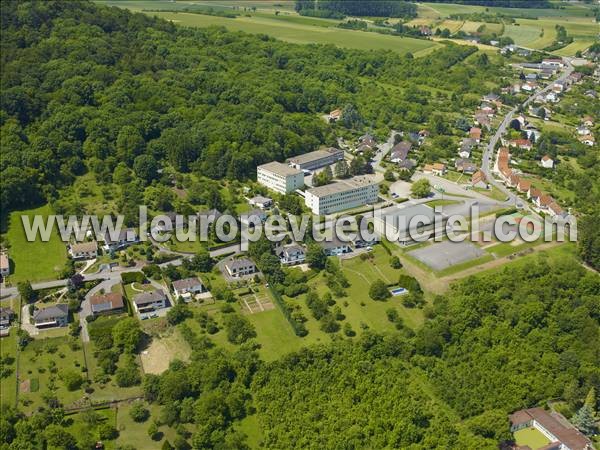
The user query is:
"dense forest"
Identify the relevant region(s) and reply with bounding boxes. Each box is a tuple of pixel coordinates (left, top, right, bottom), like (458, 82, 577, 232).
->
(294, 0, 417, 18)
(2, 256, 597, 449)
(0, 0, 504, 214)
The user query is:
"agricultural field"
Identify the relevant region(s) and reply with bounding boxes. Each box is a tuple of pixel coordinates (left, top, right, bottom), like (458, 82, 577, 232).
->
(98, 2, 440, 56)
(2, 204, 68, 283)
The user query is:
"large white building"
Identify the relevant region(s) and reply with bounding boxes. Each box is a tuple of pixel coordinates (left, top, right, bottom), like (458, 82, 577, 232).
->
(304, 176, 379, 215)
(287, 147, 344, 171)
(257, 162, 305, 195)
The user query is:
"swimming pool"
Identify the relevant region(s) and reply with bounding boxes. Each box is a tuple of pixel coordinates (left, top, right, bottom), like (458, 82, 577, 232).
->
(390, 287, 408, 296)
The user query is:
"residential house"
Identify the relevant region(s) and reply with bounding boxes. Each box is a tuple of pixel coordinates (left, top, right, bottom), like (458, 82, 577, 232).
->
(432, 163, 447, 176)
(507, 173, 520, 189)
(102, 229, 139, 252)
(275, 244, 306, 266)
(474, 113, 490, 129)
(172, 277, 205, 301)
(0, 253, 9, 277)
(497, 147, 512, 181)
(578, 134, 595, 146)
(528, 187, 542, 202)
(568, 72, 583, 83)
(90, 292, 125, 315)
(525, 73, 538, 81)
(482, 93, 500, 104)
(0, 307, 14, 334)
(508, 139, 533, 150)
(511, 83, 522, 94)
(584, 89, 598, 99)
(477, 106, 495, 117)
(545, 92, 558, 103)
(248, 195, 273, 209)
(390, 141, 412, 164)
(358, 133, 377, 149)
(33, 304, 69, 328)
(553, 80, 566, 92)
(397, 159, 416, 170)
(419, 25, 432, 36)
(224, 258, 257, 278)
(319, 238, 352, 256)
(459, 138, 477, 159)
(540, 68, 554, 79)
(576, 125, 590, 135)
(541, 155, 554, 169)
(69, 241, 98, 260)
(522, 81, 538, 92)
(133, 290, 167, 316)
(509, 407, 592, 450)
(470, 170, 487, 189)
(455, 158, 477, 174)
(535, 194, 555, 210)
(329, 109, 342, 122)
(469, 127, 482, 143)
(582, 116, 594, 127)
(517, 179, 531, 194)
(548, 201, 567, 218)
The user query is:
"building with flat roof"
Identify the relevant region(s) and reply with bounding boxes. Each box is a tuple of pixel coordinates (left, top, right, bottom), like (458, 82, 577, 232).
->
(304, 176, 379, 215)
(257, 162, 304, 195)
(373, 204, 442, 246)
(287, 147, 344, 171)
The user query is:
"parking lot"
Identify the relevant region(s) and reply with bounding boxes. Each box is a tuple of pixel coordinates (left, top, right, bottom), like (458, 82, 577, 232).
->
(408, 240, 486, 271)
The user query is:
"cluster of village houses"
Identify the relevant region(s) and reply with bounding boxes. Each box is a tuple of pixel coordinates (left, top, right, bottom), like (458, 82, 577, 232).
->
(1, 56, 592, 334)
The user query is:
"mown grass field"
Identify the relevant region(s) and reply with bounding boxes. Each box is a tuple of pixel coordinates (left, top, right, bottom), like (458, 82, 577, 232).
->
(3, 204, 68, 283)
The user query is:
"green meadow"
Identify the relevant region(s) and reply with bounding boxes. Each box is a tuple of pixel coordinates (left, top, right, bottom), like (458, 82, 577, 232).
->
(3, 204, 68, 283)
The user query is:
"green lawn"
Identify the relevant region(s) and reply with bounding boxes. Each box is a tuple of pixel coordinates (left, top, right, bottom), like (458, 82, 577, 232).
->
(116, 402, 185, 450)
(3, 204, 68, 283)
(514, 427, 552, 450)
(0, 328, 19, 407)
(121, 10, 440, 56)
(65, 408, 118, 450)
(18, 336, 87, 412)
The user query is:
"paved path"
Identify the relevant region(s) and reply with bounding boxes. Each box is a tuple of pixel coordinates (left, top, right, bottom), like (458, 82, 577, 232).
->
(0, 242, 241, 298)
(481, 59, 574, 218)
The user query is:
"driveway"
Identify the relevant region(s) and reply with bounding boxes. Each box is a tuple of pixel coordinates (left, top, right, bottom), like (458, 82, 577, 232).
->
(20, 303, 38, 337)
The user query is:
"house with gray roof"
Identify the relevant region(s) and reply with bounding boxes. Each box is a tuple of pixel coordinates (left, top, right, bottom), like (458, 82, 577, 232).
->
(33, 304, 68, 328)
(224, 258, 257, 278)
(133, 290, 167, 317)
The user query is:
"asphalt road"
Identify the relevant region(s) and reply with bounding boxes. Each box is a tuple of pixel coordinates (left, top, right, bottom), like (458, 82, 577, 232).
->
(481, 59, 574, 217)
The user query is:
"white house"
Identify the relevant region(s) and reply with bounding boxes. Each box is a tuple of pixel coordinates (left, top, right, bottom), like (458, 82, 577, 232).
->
(276, 244, 306, 266)
(224, 258, 257, 278)
(133, 290, 167, 317)
(319, 238, 352, 256)
(540, 155, 554, 169)
(172, 277, 205, 302)
(69, 241, 98, 260)
(248, 195, 273, 209)
(103, 229, 139, 252)
(576, 125, 590, 135)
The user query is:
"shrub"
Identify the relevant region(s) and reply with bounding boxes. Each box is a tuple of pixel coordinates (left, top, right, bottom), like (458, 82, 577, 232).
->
(130, 401, 150, 422)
